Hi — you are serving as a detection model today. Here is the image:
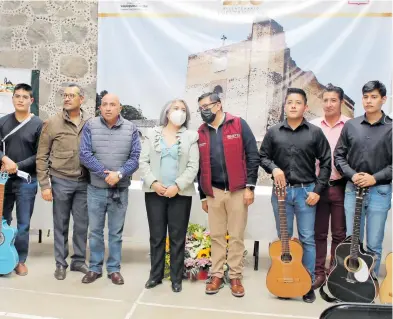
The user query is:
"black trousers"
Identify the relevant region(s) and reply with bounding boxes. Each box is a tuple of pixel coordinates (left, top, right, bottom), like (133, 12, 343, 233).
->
(145, 192, 192, 283)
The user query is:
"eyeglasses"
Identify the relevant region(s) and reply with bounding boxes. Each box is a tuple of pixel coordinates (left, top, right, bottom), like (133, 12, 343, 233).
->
(61, 93, 79, 99)
(197, 102, 217, 112)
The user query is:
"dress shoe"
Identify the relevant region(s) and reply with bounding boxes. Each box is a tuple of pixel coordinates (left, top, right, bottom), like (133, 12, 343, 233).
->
(15, 263, 28, 276)
(82, 271, 102, 284)
(205, 276, 224, 295)
(54, 266, 66, 280)
(303, 289, 316, 303)
(312, 275, 326, 290)
(172, 282, 182, 293)
(108, 272, 124, 285)
(145, 279, 162, 289)
(70, 263, 89, 274)
(230, 279, 245, 297)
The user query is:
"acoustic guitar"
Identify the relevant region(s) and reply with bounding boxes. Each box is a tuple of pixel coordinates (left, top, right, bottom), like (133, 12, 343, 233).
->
(380, 252, 392, 304)
(266, 185, 312, 298)
(322, 186, 379, 303)
(0, 172, 18, 275)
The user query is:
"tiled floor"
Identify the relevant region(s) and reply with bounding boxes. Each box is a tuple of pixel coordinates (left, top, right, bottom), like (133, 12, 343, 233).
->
(0, 236, 382, 319)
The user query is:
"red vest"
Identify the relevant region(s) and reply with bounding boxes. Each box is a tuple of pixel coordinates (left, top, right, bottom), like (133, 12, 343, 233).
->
(198, 113, 247, 197)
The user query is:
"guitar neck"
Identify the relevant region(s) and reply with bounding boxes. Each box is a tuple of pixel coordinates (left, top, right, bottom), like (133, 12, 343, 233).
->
(278, 200, 290, 254)
(350, 193, 364, 260)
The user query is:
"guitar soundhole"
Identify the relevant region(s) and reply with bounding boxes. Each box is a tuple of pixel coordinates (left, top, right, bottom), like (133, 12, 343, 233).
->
(281, 253, 292, 263)
(347, 258, 360, 272)
(0, 233, 4, 245)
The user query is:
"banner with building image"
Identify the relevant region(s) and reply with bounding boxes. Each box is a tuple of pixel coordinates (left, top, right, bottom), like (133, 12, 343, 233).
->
(0, 67, 40, 117)
(97, 0, 392, 184)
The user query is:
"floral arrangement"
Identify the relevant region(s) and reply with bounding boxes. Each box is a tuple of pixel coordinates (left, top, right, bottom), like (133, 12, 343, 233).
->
(164, 223, 239, 282)
(183, 223, 212, 280)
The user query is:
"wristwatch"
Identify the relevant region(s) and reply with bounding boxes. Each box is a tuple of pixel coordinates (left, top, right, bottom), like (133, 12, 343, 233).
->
(117, 171, 123, 179)
(247, 186, 255, 191)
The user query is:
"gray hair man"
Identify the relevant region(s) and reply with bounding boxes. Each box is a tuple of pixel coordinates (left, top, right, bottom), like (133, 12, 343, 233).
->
(79, 93, 141, 285)
(36, 83, 91, 280)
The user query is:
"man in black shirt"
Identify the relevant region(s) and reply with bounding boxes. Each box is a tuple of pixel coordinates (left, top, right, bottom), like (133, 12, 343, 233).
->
(0, 83, 43, 276)
(260, 88, 331, 303)
(334, 80, 392, 276)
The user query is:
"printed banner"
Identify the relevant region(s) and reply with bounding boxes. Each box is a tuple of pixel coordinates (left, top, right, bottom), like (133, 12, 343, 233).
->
(97, 0, 392, 184)
(0, 67, 32, 117)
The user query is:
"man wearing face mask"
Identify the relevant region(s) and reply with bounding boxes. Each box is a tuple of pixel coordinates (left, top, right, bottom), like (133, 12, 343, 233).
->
(79, 93, 141, 285)
(197, 92, 260, 298)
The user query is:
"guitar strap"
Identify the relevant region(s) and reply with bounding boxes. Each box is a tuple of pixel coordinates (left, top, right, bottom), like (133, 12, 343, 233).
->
(319, 282, 339, 303)
(1, 115, 33, 183)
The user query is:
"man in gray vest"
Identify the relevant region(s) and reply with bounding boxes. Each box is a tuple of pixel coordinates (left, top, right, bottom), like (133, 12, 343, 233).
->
(79, 93, 141, 285)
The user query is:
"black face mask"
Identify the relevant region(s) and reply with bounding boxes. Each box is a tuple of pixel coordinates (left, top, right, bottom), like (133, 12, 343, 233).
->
(201, 109, 216, 124)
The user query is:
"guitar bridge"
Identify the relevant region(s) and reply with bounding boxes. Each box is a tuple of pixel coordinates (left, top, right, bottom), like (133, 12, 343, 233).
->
(277, 278, 300, 283)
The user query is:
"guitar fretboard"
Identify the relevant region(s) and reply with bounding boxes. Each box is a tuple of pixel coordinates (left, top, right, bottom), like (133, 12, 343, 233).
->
(278, 200, 290, 254)
(350, 191, 365, 262)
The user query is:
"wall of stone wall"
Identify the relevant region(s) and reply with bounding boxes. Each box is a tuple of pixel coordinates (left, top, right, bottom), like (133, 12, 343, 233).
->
(0, 0, 98, 120)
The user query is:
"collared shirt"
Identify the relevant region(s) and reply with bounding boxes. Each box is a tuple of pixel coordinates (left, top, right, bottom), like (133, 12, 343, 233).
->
(260, 118, 331, 194)
(334, 112, 392, 184)
(208, 113, 226, 130)
(310, 115, 350, 181)
(64, 110, 83, 127)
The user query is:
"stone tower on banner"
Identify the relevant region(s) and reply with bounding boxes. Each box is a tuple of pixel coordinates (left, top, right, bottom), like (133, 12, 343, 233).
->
(184, 19, 354, 142)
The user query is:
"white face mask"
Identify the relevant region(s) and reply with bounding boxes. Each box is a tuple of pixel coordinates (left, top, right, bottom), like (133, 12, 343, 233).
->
(169, 110, 186, 127)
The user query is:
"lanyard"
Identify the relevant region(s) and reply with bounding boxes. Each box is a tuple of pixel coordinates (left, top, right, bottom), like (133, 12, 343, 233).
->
(1, 115, 32, 155)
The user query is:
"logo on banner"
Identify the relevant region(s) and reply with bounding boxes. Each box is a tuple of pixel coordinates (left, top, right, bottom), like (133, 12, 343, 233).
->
(223, 1, 263, 5)
(348, 0, 369, 4)
(221, 1, 263, 15)
(120, 1, 148, 12)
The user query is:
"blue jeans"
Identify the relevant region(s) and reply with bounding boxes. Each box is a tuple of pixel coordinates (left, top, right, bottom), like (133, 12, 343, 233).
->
(3, 177, 37, 263)
(344, 182, 392, 276)
(271, 183, 317, 281)
(87, 185, 129, 274)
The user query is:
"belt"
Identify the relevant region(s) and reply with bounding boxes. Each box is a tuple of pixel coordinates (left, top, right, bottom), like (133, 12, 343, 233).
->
(327, 179, 346, 187)
(286, 182, 313, 188)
